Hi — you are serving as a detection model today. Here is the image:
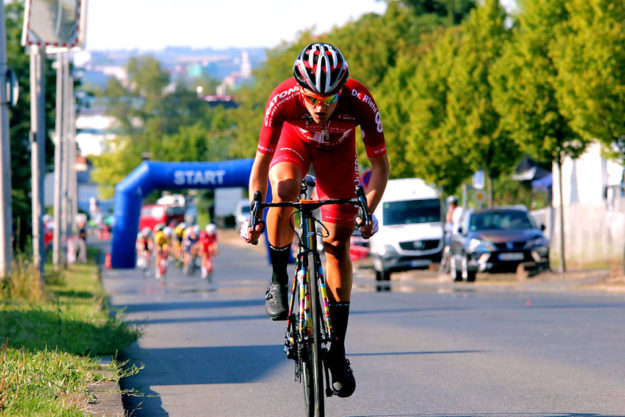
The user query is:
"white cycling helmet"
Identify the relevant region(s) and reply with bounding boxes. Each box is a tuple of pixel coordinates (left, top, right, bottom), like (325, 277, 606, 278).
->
(205, 223, 217, 235)
(163, 227, 173, 237)
(293, 43, 349, 95)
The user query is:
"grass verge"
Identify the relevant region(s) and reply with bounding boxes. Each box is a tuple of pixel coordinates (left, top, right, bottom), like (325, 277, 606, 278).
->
(0, 248, 140, 416)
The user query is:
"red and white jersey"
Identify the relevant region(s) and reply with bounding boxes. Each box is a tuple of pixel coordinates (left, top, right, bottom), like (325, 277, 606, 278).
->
(200, 230, 217, 248)
(258, 78, 386, 158)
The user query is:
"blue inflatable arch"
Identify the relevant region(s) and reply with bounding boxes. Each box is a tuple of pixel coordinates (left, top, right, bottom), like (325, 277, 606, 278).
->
(111, 159, 254, 268)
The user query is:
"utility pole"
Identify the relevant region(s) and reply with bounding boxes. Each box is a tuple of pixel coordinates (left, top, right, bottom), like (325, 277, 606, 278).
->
(61, 53, 71, 244)
(0, 3, 13, 279)
(29, 46, 46, 282)
(53, 53, 65, 268)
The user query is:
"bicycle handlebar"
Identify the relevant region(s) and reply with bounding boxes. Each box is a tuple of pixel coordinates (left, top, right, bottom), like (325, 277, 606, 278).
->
(249, 184, 371, 234)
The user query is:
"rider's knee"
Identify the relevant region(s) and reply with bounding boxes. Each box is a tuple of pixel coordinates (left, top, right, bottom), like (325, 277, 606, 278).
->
(323, 238, 350, 259)
(272, 178, 300, 202)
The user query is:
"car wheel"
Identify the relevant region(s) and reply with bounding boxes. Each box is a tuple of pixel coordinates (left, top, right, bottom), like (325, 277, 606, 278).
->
(375, 268, 391, 281)
(461, 255, 476, 282)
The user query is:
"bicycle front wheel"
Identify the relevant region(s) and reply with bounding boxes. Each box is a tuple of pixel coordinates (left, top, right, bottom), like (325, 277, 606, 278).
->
(301, 347, 314, 417)
(309, 258, 325, 416)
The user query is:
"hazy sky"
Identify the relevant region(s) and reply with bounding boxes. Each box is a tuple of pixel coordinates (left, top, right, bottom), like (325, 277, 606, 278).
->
(85, 0, 388, 51)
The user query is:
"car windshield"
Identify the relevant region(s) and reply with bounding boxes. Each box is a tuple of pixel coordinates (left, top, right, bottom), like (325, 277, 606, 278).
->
(383, 198, 441, 226)
(469, 210, 536, 231)
(166, 206, 184, 216)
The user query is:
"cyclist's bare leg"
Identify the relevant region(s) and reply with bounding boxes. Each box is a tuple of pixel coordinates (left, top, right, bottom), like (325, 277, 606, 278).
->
(264, 162, 302, 319)
(267, 162, 302, 246)
(323, 221, 356, 396)
(322, 222, 356, 302)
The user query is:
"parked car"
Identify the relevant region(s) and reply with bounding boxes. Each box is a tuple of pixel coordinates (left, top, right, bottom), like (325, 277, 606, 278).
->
(350, 228, 370, 261)
(369, 178, 444, 281)
(139, 204, 185, 231)
(449, 206, 550, 282)
(234, 199, 250, 231)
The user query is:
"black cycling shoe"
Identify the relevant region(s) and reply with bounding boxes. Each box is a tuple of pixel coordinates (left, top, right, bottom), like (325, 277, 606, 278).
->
(264, 283, 288, 320)
(329, 356, 356, 398)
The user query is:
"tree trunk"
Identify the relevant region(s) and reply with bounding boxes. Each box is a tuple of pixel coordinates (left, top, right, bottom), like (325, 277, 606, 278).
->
(486, 170, 494, 208)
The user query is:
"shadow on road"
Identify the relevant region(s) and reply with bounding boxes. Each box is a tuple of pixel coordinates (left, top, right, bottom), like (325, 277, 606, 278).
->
(118, 298, 264, 314)
(348, 413, 624, 417)
(125, 313, 269, 325)
(350, 349, 485, 357)
(121, 343, 284, 415)
(121, 343, 283, 384)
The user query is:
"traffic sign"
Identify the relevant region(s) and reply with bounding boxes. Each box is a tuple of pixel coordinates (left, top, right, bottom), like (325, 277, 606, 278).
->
(472, 189, 487, 207)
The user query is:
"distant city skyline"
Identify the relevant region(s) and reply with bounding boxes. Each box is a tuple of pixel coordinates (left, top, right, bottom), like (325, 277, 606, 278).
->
(85, 0, 388, 51)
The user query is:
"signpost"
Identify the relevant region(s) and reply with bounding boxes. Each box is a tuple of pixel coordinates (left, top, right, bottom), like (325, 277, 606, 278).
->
(0, 4, 16, 279)
(21, 0, 88, 275)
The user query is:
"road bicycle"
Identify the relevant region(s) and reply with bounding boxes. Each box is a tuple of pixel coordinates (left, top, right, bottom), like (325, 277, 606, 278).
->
(137, 249, 151, 277)
(155, 248, 168, 280)
(250, 176, 371, 417)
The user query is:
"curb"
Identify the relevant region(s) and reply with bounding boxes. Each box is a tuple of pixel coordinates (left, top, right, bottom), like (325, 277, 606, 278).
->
(88, 241, 126, 417)
(86, 357, 125, 417)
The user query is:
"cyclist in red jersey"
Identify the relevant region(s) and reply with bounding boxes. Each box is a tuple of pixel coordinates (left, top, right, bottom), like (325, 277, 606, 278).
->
(242, 43, 389, 398)
(199, 223, 218, 279)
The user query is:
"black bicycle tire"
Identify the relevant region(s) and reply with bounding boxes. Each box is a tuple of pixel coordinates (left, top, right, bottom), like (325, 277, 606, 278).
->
(302, 347, 314, 417)
(309, 253, 325, 417)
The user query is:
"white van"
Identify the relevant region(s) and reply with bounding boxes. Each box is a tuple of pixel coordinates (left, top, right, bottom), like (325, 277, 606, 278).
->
(234, 199, 251, 231)
(369, 178, 443, 281)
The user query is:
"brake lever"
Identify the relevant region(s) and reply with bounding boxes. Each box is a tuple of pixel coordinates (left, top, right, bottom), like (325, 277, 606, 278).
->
(249, 191, 264, 245)
(355, 185, 371, 227)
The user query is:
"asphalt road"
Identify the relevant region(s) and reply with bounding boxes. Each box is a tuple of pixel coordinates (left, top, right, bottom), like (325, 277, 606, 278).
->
(101, 235, 625, 417)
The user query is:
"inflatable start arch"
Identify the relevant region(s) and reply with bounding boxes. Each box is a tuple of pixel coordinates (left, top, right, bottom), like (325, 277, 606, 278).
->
(111, 159, 253, 268)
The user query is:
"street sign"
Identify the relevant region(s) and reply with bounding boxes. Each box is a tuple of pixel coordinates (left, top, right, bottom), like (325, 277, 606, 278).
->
(473, 170, 484, 190)
(21, 0, 88, 52)
(472, 189, 487, 207)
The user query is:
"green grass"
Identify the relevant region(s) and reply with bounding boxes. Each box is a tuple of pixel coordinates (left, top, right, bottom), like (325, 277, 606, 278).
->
(0, 249, 139, 416)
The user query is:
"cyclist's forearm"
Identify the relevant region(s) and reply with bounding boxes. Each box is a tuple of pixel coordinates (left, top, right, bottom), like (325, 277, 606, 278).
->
(364, 154, 389, 213)
(249, 151, 272, 202)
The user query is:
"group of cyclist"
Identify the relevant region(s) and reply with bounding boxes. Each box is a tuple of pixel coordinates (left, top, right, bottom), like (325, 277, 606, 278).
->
(136, 221, 218, 280)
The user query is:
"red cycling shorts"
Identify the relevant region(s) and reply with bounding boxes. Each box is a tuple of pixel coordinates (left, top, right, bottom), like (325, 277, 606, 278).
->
(269, 124, 360, 225)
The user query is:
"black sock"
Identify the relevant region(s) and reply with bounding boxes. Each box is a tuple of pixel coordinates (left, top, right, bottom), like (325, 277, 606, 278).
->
(269, 243, 291, 287)
(329, 301, 350, 359)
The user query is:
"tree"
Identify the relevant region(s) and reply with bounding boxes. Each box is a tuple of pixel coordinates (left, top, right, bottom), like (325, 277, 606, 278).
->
(396, 0, 477, 24)
(490, 0, 590, 271)
(550, 0, 625, 160)
(92, 55, 237, 195)
(90, 137, 143, 199)
(226, 39, 304, 159)
(401, 27, 473, 191)
(444, 0, 516, 204)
